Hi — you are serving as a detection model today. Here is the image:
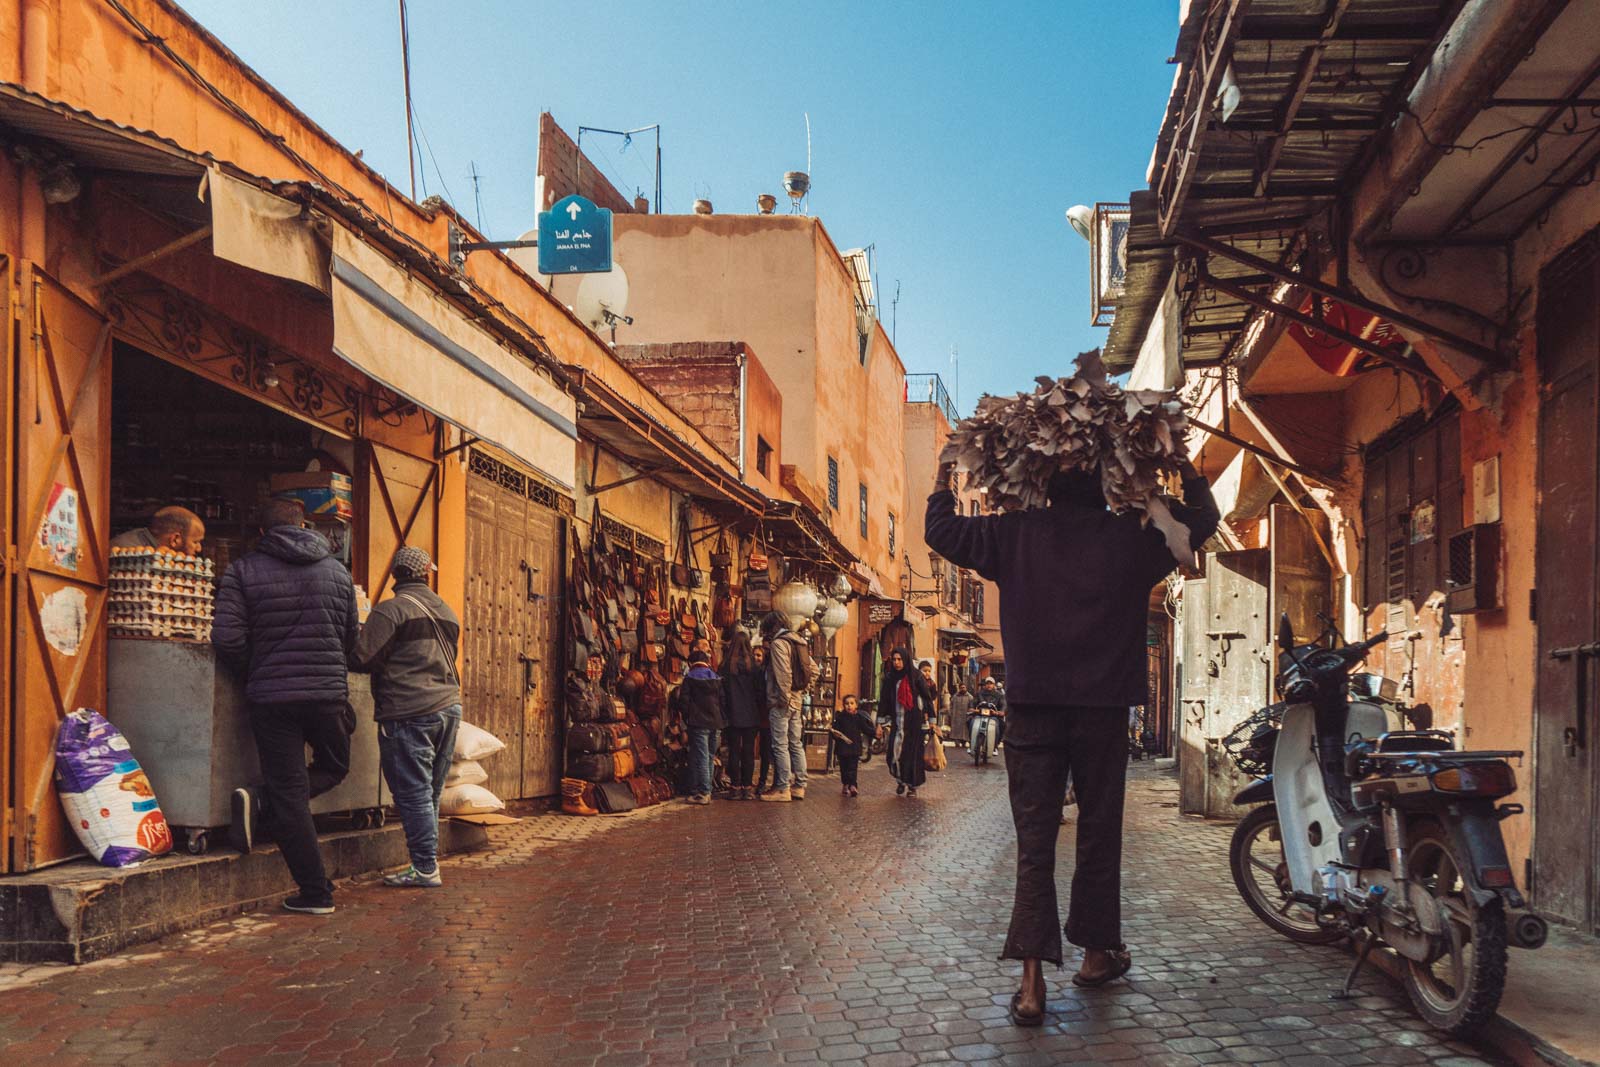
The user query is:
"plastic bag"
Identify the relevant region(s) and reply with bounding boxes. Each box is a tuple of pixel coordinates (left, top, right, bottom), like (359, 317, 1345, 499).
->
(453, 721, 506, 762)
(444, 759, 488, 788)
(55, 709, 172, 867)
(440, 782, 505, 816)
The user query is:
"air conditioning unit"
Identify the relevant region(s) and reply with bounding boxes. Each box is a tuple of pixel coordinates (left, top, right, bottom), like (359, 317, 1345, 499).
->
(1446, 523, 1501, 614)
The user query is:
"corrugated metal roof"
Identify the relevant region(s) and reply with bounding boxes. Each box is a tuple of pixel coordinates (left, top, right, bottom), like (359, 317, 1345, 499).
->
(0, 82, 211, 177)
(1105, 0, 1453, 371)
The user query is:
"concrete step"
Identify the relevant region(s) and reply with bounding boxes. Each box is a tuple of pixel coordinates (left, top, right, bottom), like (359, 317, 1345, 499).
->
(0, 819, 487, 964)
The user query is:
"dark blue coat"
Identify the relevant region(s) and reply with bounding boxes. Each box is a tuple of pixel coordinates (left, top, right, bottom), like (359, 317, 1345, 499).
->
(213, 526, 359, 705)
(924, 476, 1219, 708)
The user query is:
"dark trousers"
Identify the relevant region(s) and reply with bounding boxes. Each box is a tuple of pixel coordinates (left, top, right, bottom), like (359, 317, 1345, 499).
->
(1002, 704, 1128, 966)
(838, 753, 860, 788)
(249, 700, 352, 903)
(725, 727, 759, 787)
(757, 726, 774, 789)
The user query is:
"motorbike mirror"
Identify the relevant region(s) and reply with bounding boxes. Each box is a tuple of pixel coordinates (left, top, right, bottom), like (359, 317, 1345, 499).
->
(1277, 614, 1295, 653)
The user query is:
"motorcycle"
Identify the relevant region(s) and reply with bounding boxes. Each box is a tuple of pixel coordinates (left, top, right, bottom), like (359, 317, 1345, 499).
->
(969, 701, 1002, 766)
(1227, 615, 1547, 1037)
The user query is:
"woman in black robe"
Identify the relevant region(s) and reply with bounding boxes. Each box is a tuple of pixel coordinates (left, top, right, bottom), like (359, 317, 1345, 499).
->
(878, 648, 935, 796)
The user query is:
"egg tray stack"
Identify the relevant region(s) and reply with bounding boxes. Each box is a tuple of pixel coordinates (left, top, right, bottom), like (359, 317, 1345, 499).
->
(108, 547, 217, 642)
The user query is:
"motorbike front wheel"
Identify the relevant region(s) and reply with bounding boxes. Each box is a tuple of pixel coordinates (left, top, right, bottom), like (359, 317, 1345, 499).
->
(1400, 819, 1508, 1037)
(972, 734, 987, 766)
(1229, 805, 1346, 945)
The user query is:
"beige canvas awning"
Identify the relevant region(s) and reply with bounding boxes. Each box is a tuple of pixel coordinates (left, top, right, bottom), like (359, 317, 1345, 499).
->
(205, 167, 576, 487)
(329, 228, 577, 488)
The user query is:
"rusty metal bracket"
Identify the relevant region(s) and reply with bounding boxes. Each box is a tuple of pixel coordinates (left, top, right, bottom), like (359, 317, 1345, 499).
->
(586, 465, 669, 496)
(1178, 231, 1504, 368)
(90, 226, 212, 289)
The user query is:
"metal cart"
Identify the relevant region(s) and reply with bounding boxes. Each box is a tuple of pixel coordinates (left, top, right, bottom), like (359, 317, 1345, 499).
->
(107, 638, 388, 854)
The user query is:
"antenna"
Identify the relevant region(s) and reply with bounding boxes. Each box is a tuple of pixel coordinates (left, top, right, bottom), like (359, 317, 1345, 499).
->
(891, 280, 901, 347)
(469, 162, 484, 231)
(805, 112, 812, 214)
(950, 344, 960, 413)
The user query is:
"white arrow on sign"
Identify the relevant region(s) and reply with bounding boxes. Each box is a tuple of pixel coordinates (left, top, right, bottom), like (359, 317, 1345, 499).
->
(566, 202, 582, 220)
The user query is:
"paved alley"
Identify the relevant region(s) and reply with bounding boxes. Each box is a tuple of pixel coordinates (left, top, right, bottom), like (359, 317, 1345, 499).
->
(0, 759, 1505, 1066)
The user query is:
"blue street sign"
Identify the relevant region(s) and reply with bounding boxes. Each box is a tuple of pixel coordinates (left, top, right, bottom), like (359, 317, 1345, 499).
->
(537, 195, 614, 275)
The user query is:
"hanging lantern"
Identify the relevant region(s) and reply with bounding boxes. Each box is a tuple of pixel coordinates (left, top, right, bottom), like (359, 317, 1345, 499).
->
(817, 597, 848, 640)
(773, 580, 820, 630)
(830, 572, 852, 599)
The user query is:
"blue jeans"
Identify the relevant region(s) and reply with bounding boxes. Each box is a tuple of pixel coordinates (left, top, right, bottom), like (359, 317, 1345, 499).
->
(378, 705, 461, 872)
(769, 702, 807, 791)
(688, 727, 721, 796)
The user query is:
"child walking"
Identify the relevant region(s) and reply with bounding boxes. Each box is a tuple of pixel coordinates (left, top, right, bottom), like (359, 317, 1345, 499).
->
(830, 695, 878, 797)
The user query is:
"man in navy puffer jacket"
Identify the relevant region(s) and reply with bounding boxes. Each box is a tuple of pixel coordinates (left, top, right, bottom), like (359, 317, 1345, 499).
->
(214, 497, 358, 915)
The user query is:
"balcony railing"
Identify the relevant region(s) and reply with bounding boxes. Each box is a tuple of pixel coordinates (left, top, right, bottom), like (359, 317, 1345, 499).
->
(905, 373, 958, 425)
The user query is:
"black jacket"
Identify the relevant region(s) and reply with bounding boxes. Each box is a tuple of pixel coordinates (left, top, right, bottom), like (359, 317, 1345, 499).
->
(349, 579, 461, 722)
(213, 526, 359, 706)
(722, 667, 765, 730)
(924, 476, 1219, 707)
(830, 708, 877, 758)
(679, 665, 726, 730)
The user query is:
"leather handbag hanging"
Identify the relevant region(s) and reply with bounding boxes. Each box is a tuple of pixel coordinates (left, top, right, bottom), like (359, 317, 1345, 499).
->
(710, 528, 733, 573)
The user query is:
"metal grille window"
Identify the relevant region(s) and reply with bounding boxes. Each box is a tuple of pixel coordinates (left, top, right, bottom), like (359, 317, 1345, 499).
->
(469, 448, 574, 516)
(828, 456, 839, 509)
(1361, 411, 1462, 626)
(859, 483, 868, 538)
(888, 510, 897, 556)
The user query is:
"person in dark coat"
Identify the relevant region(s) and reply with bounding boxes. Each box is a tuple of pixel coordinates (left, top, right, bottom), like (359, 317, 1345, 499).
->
(720, 632, 765, 800)
(679, 650, 725, 805)
(925, 453, 1218, 1024)
(878, 648, 935, 797)
(213, 497, 359, 915)
(829, 694, 878, 797)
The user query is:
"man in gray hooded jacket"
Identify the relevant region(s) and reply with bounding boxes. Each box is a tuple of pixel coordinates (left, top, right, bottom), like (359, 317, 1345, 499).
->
(351, 546, 461, 888)
(759, 611, 821, 802)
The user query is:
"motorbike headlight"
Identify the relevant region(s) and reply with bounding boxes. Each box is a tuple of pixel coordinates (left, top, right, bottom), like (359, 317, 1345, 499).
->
(1432, 763, 1517, 796)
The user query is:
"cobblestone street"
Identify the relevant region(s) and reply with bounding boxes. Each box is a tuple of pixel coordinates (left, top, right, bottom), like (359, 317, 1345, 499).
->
(0, 759, 1506, 1066)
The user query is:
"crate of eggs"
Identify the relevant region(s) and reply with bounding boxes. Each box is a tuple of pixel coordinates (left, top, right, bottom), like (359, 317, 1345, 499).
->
(109, 546, 217, 641)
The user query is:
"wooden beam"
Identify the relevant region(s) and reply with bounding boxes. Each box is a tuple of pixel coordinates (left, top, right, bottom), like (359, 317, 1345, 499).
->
(1179, 230, 1503, 366)
(1199, 269, 1441, 381)
(1254, 453, 1340, 575)
(1187, 416, 1342, 488)
(90, 226, 211, 288)
(1158, 0, 1254, 237)
(1254, 0, 1351, 197)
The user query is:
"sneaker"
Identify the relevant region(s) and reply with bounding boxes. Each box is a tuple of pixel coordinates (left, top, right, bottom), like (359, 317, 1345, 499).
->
(383, 865, 443, 888)
(790, 787, 806, 801)
(282, 894, 335, 915)
(229, 787, 256, 854)
(690, 794, 712, 806)
(759, 789, 792, 803)
(849, 786, 860, 797)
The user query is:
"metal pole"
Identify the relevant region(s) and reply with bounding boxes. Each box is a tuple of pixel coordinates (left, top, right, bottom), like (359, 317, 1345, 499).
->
(399, 0, 417, 201)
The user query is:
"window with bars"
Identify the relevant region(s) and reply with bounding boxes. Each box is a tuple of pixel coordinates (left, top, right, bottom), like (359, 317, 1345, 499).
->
(1361, 410, 1463, 629)
(888, 510, 897, 556)
(828, 456, 839, 509)
(859, 483, 868, 538)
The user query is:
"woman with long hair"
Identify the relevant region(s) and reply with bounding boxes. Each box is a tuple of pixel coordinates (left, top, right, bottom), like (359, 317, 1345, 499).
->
(720, 631, 765, 799)
(878, 647, 935, 797)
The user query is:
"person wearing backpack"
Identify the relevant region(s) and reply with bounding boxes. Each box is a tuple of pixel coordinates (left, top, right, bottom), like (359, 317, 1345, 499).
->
(349, 546, 461, 888)
(759, 611, 820, 802)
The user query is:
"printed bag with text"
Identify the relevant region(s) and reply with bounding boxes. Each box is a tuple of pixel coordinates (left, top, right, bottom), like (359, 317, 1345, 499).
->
(55, 709, 173, 867)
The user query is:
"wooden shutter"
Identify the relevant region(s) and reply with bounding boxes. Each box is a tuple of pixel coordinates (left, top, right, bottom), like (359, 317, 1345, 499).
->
(9, 268, 112, 871)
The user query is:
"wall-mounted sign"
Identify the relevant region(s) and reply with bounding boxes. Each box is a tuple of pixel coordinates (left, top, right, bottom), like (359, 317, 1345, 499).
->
(1091, 202, 1131, 327)
(537, 195, 613, 275)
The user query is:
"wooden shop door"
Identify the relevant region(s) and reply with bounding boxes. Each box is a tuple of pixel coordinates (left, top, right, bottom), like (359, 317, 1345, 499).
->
(8, 268, 113, 871)
(462, 468, 562, 801)
(1534, 230, 1600, 934)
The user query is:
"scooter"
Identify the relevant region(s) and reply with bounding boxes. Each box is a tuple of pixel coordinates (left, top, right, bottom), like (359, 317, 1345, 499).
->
(1227, 615, 1547, 1037)
(969, 701, 1002, 766)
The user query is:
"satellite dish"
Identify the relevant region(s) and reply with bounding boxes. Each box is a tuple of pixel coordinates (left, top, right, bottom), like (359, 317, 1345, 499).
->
(506, 227, 540, 276)
(573, 263, 631, 331)
(1065, 205, 1094, 242)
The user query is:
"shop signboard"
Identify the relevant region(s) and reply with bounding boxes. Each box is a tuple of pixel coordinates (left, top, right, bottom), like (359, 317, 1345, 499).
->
(537, 195, 613, 275)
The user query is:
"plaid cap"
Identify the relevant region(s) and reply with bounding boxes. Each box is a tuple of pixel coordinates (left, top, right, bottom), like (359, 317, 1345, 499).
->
(393, 545, 436, 579)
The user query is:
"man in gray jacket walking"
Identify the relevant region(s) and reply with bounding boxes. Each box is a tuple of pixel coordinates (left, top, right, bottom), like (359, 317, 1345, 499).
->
(350, 547, 461, 887)
(759, 611, 821, 802)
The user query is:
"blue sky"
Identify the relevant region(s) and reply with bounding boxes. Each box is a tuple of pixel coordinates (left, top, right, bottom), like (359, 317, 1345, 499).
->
(182, 1, 1179, 411)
